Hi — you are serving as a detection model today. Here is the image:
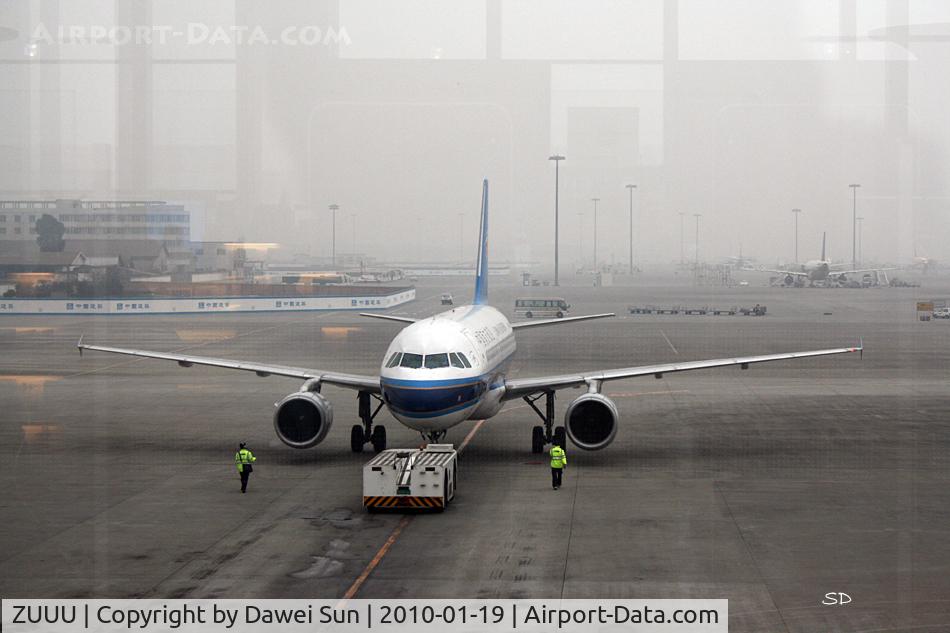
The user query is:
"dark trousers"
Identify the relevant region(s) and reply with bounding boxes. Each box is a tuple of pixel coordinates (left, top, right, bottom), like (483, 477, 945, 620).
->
(240, 470, 250, 492)
(551, 467, 563, 488)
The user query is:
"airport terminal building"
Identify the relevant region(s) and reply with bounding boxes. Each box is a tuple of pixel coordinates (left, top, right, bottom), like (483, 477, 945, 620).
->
(0, 199, 190, 245)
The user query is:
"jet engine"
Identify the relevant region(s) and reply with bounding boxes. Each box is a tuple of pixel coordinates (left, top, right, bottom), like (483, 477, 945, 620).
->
(784, 274, 795, 286)
(273, 391, 333, 449)
(564, 393, 619, 450)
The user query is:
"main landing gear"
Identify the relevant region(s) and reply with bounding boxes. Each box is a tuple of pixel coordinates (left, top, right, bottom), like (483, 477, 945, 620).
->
(351, 391, 387, 453)
(523, 391, 566, 454)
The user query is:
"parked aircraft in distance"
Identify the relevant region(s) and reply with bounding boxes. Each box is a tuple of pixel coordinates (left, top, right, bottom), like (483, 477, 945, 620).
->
(766, 233, 893, 286)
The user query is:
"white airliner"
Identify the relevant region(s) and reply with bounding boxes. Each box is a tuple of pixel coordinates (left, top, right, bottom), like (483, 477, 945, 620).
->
(911, 247, 935, 274)
(79, 181, 863, 454)
(766, 233, 893, 286)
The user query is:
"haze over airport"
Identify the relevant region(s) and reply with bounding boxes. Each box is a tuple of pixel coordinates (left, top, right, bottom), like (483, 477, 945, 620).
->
(2, 1, 949, 268)
(6, 5, 950, 631)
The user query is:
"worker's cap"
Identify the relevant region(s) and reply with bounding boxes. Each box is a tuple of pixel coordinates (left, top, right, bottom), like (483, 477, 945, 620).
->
(239, 442, 246, 449)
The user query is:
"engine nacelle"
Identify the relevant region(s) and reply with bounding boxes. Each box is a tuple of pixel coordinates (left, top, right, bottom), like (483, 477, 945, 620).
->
(564, 393, 619, 451)
(273, 391, 333, 449)
(784, 274, 795, 286)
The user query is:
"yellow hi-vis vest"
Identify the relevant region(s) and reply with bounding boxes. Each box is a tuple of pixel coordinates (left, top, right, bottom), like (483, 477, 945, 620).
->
(550, 445, 567, 469)
(235, 448, 256, 472)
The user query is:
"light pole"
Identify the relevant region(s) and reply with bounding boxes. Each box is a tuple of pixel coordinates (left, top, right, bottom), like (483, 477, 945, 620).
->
(857, 216, 864, 265)
(792, 208, 802, 264)
(351, 213, 357, 256)
(678, 212, 685, 265)
(328, 204, 339, 267)
(457, 213, 464, 264)
(626, 184, 637, 274)
(693, 213, 702, 265)
(590, 198, 600, 271)
(577, 212, 584, 266)
(849, 183, 860, 269)
(549, 154, 565, 286)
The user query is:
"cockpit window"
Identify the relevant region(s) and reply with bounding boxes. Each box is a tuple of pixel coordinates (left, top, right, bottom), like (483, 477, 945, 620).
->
(449, 352, 464, 368)
(457, 352, 472, 368)
(424, 353, 449, 369)
(385, 352, 402, 368)
(399, 353, 423, 369)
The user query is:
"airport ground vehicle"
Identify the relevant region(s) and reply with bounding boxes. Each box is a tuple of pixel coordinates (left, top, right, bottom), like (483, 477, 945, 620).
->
(440, 293, 453, 305)
(514, 297, 570, 319)
(933, 307, 950, 319)
(363, 444, 458, 511)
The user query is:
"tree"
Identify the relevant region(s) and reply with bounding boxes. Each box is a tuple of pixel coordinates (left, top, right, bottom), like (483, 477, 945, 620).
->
(35, 213, 66, 252)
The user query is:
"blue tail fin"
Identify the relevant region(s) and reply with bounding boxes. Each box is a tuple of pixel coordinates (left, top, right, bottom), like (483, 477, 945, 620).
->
(473, 179, 489, 305)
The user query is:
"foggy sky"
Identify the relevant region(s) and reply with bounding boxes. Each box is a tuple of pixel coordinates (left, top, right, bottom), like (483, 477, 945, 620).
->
(2, 0, 949, 268)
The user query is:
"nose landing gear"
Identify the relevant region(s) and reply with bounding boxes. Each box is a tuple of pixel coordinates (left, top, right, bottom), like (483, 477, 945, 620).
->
(421, 430, 447, 444)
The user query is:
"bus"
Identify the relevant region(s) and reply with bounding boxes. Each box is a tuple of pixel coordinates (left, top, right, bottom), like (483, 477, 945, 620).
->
(514, 297, 570, 319)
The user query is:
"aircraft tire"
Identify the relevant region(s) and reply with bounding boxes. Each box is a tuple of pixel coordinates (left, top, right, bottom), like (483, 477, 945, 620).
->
(526, 311, 533, 318)
(441, 472, 449, 512)
(531, 426, 544, 454)
(371, 425, 387, 453)
(350, 424, 365, 453)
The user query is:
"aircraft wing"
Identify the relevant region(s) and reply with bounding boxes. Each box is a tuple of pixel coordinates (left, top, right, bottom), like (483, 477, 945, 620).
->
(510, 313, 614, 330)
(828, 267, 897, 277)
(763, 269, 807, 277)
(77, 337, 381, 393)
(503, 344, 862, 400)
(359, 313, 417, 324)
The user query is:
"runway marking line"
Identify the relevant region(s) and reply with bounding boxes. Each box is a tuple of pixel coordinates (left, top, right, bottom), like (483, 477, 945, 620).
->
(340, 417, 486, 601)
(459, 419, 484, 451)
(340, 514, 411, 601)
(659, 329, 679, 355)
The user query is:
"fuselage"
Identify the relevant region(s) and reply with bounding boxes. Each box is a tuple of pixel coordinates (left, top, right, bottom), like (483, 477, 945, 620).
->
(379, 304, 516, 432)
(803, 260, 831, 281)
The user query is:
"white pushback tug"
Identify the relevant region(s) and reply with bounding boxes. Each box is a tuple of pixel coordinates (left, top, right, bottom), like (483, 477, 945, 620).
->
(362, 444, 458, 512)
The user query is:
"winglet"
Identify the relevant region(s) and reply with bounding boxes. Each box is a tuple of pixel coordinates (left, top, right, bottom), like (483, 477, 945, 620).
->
(859, 337, 863, 359)
(77, 334, 84, 356)
(473, 179, 489, 305)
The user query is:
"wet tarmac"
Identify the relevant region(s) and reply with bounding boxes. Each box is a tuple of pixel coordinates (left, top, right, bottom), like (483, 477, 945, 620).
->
(2, 274, 949, 632)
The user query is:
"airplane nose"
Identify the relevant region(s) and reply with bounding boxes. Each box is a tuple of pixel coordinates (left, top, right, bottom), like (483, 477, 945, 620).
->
(382, 380, 484, 417)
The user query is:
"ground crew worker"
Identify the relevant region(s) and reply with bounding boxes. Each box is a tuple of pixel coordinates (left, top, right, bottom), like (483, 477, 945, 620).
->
(550, 443, 567, 489)
(235, 442, 257, 493)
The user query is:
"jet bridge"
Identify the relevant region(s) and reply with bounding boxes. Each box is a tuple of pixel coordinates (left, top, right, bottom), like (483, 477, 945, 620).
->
(362, 444, 458, 511)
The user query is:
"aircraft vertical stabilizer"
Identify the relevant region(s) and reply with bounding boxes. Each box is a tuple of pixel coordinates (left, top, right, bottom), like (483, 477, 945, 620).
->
(473, 179, 489, 305)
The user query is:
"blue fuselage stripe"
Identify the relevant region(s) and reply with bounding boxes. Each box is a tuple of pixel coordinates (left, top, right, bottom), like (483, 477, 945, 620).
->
(389, 400, 480, 419)
(382, 352, 512, 419)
